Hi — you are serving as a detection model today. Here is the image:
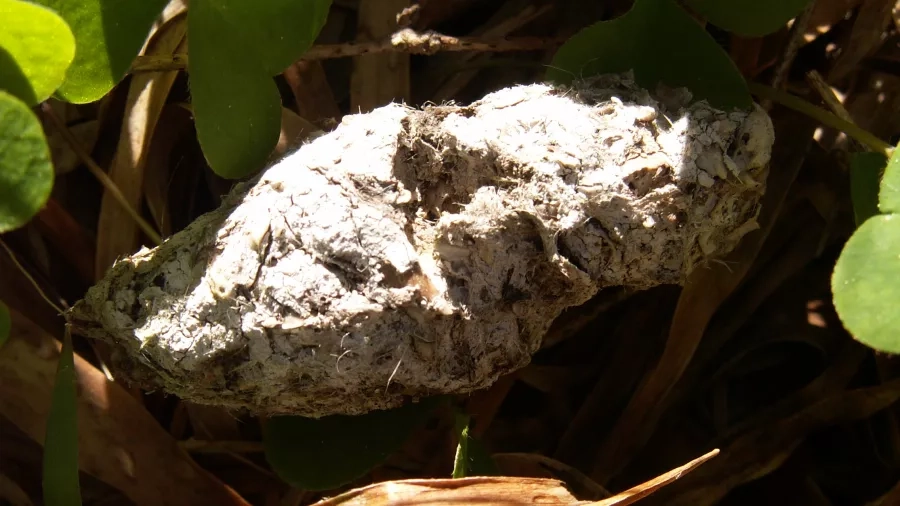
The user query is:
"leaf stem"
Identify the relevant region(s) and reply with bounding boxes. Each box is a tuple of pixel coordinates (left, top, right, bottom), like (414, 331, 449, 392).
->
(40, 103, 163, 246)
(748, 82, 894, 157)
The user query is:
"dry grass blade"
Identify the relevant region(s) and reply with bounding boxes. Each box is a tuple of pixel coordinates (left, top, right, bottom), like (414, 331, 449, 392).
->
(95, 10, 186, 274)
(653, 379, 900, 506)
(588, 449, 720, 506)
(312, 477, 579, 505)
(351, 0, 411, 113)
(0, 309, 251, 506)
(828, 0, 896, 81)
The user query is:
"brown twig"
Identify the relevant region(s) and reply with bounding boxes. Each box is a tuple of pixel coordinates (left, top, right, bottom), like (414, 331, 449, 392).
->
(131, 29, 565, 73)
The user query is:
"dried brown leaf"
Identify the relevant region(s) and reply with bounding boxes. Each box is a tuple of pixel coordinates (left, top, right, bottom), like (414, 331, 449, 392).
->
(312, 477, 579, 506)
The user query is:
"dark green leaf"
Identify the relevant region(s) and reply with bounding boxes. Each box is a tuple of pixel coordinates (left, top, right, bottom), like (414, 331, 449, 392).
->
(34, 0, 168, 103)
(264, 397, 443, 491)
(0, 0, 75, 105)
(686, 0, 812, 37)
(880, 146, 900, 214)
(0, 300, 10, 349)
(43, 328, 81, 506)
(0, 90, 54, 232)
(833, 215, 900, 354)
(546, 0, 751, 110)
(850, 151, 887, 227)
(187, 0, 331, 178)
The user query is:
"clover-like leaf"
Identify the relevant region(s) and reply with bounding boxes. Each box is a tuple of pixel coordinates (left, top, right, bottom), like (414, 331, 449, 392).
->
(35, 0, 168, 103)
(547, 0, 750, 110)
(686, 0, 812, 37)
(880, 147, 900, 214)
(264, 397, 443, 491)
(43, 329, 82, 506)
(188, 0, 331, 178)
(0, 90, 54, 232)
(833, 214, 900, 354)
(850, 152, 887, 227)
(0, 0, 75, 105)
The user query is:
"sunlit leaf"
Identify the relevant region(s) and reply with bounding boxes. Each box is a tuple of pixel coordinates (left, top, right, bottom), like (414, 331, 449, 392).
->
(264, 397, 443, 491)
(0, 90, 54, 232)
(880, 147, 900, 214)
(35, 0, 168, 103)
(452, 413, 498, 478)
(546, 0, 750, 110)
(850, 152, 887, 227)
(452, 413, 470, 478)
(43, 327, 81, 506)
(686, 0, 812, 37)
(833, 215, 900, 354)
(187, 0, 331, 178)
(0, 0, 75, 105)
(0, 300, 10, 349)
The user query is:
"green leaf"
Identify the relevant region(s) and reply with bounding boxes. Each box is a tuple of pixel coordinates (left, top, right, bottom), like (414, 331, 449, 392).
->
(0, 90, 54, 232)
(264, 397, 443, 491)
(35, 0, 168, 103)
(850, 152, 887, 227)
(188, 0, 331, 178)
(880, 147, 900, 214)
(833, 215, 900, 354)
(451, 413, 498, 478)
(0, 300, 10, 349)
(452, 413, 470, 478)
(546, 0, 751, 111)
(0, 0, 75, 105)
(43, 328, 81, 506)
(686, 0, 812, 37)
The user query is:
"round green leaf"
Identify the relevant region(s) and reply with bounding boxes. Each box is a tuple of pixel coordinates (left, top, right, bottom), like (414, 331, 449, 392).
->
(34, 0, 168, 103)
(43, 329, 81, 506)
(194, 0, 330, 77)
(264, 397, 443, 491)
(0, 0, 75, 105)
(833, 215, 900, 354)
(0, 300, 10, 349)
(850, 151, 887, 227)
(686, 0, 812, 37)
(0, 90, 54, 232)
(546, 0, 751, 111)
(187, 0, 331, 178)
(879, 145, 900, 215)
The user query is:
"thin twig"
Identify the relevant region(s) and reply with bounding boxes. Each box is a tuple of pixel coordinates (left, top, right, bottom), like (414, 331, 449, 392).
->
(586, 449, 721, 506)
(748, 82, 895, 156)
(131, 29, 565, 73)
(40, 103, 163, 246)
(0, 238, 67, 316)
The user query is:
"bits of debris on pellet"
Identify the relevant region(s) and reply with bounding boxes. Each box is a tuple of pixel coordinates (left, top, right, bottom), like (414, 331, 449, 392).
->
(70, 74, 774, 417)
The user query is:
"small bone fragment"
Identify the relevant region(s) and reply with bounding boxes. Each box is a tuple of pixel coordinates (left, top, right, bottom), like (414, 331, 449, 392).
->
(70, 74, 774, 417)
